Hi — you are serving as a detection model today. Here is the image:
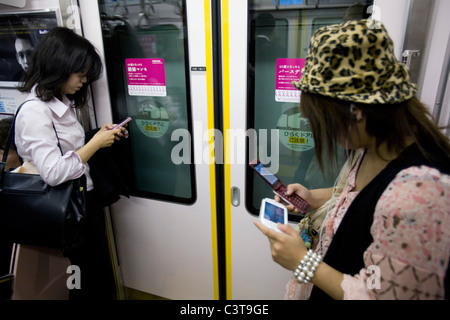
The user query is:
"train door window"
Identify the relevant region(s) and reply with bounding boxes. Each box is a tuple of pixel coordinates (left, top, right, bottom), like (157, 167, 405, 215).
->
(97, 1, 195, 204)
(246, 0, 373, 220)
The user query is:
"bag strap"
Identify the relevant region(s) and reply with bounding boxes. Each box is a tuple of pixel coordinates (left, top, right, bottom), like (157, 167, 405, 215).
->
(51, 123, 64, 156)
(1, 110, 21, 165)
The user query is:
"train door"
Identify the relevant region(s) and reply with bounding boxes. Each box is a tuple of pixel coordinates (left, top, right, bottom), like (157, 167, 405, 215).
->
(226, 0, 450, 300)
(80, 0, 220, 300)
(225, 0, 374, 299)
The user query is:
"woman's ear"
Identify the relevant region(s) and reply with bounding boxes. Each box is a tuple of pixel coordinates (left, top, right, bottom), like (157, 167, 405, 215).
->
(350, 104, 363, 122)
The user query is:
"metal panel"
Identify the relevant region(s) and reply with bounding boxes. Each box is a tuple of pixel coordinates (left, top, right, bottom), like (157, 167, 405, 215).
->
(402, 0, 436, 85)
(433, 33, 450, 125)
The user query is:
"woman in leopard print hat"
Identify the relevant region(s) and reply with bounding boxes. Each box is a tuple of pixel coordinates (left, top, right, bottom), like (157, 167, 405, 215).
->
(255, 19, 450, 300)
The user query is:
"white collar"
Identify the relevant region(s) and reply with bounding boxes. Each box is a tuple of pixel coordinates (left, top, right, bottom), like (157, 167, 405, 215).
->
(29, 85, 73, 118)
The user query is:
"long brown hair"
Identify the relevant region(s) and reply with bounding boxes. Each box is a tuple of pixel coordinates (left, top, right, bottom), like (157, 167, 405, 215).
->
(300, 92, 450, 173)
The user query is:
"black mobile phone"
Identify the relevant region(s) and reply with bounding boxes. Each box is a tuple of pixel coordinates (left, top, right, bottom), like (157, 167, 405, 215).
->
(249, 159, 311, 214)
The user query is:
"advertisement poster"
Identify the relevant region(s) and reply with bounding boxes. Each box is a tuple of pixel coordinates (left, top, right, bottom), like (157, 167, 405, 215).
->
(275, 58, 305, 103)
(0, 88, 27, 116)
(125, 58, 167, 96)
(0, 10, 59, 87)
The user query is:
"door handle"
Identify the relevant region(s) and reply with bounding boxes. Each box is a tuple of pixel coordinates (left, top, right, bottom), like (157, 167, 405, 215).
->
(231, 186, 240, 207)
(402, 50, 421, 68)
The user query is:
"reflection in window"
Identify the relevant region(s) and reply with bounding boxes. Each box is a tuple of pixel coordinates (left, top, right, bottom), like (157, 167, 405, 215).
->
(246, 0, 372, 219)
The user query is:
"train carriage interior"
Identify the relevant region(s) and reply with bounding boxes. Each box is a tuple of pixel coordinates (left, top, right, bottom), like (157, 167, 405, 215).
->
(0, 0, 449, 302)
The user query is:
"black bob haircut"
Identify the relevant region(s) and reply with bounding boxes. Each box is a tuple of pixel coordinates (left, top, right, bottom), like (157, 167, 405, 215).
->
(18, 27, 103, 108)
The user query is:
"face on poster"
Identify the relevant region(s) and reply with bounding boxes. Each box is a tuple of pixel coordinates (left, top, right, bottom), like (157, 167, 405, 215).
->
(0, 10, 59, 87)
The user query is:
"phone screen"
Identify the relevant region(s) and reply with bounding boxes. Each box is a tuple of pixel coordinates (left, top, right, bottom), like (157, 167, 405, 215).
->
(253, 162, 279, 186)
(263, 201, 285, 224)
(112, 117, 132, 130)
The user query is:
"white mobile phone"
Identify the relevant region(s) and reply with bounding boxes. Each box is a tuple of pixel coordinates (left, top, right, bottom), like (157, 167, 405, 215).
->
(259, 198, 288, 233)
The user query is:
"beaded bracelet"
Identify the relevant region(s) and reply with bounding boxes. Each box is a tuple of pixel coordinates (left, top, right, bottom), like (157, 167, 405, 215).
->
(294, 249, 322, 284)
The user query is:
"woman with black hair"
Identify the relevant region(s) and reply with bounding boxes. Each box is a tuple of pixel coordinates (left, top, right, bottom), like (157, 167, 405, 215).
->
(15, 27, 124, 299)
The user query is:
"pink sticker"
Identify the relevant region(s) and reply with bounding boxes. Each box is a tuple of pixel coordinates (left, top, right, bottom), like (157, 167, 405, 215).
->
(125, 58, 166, 96)
(275, 58, 305, 102)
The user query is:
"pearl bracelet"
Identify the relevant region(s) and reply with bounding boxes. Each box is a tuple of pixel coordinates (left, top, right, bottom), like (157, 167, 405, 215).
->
(294, 249, 322, 284)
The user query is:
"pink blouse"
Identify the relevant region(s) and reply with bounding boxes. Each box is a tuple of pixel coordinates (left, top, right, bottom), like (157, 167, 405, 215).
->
(285, 149, 450, 300)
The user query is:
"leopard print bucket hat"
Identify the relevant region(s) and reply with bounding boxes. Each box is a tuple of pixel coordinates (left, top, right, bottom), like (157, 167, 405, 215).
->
(292, 19, 418, 104)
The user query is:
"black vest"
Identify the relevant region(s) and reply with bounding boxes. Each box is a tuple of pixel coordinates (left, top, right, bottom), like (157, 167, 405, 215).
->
(310, 144, 450, 300)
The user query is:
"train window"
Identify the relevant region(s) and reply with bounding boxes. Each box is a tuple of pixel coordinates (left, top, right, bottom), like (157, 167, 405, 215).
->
(246, 0, 373, 220)
(312, 17, 345, 33)
(97, 1, 196, 204)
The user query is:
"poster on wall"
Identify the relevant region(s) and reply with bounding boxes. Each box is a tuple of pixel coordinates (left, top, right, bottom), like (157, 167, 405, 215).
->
(0, 10, 60, 88)
(275, 58, 305, 103)
(125, 58, 167, 97)
(0, 88, 27, 116)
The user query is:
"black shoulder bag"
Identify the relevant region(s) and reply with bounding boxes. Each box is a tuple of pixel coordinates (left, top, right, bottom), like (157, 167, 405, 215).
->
(0, 102, 86, 256)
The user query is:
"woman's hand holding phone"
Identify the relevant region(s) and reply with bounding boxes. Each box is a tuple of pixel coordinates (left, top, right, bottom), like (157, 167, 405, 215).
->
(77, 126, 120, 163)
(108, 117, 131, 139)
(275, 185, 335, 213)
(275, 183, 313, 213)
(93, 126, 120, 148)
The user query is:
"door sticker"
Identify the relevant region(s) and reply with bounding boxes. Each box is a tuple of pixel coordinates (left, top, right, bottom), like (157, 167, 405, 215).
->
(277, 107, 314, 152)
(275, 58, 305, 103)
(126, 58, 167, 96)
(135, 100, 170, 139)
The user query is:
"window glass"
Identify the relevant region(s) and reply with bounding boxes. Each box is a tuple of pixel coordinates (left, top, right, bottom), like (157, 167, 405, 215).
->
(247, 0, 372, 220)
(98, 0, 195, 204)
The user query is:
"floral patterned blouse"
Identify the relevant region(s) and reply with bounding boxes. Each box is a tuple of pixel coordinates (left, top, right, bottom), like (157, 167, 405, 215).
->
(285, 149, 450, 300)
